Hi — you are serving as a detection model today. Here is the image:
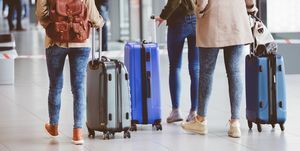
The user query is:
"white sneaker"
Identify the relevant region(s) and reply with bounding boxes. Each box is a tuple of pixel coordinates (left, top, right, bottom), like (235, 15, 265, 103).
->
(166, 109, 183, 123)
(181, 118, 208, 135)
(228, 120, 241, 138)
(186, 111, 197, 122)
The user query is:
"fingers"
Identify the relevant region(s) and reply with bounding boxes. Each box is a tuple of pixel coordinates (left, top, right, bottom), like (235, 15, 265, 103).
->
(154, 16, 161, 22)
(154, 16, 165, 27)
(158, 21, 163, 27)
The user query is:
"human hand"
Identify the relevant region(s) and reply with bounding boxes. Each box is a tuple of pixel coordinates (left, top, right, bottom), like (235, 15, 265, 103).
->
(248, 5, 258, 16)
(155, 16, 165, 27)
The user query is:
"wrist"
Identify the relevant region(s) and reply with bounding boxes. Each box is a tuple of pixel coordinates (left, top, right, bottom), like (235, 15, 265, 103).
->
(247, 5, 258, 13)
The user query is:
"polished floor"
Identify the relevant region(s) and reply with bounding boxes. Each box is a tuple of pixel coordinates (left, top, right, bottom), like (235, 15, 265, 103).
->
(1, 22, 300, 151)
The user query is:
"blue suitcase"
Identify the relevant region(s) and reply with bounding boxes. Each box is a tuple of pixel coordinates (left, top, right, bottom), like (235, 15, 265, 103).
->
(124, 41, 162, 131)
(246, 53, 287, 132)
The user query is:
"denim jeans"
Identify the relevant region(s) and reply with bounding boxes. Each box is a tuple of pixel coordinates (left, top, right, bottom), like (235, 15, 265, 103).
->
(46, 45, 90, 128)
(197, 45, 244, 119)
(167, 15, 199, 111)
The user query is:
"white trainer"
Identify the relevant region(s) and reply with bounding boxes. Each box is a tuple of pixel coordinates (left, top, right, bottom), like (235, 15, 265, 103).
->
(166, 109, 183, 123)
(228, 120, 241, 138)
(181, 118, 207, 135)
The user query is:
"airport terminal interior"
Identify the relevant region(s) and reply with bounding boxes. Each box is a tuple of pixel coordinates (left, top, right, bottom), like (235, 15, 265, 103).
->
(0, 0, 300, 151)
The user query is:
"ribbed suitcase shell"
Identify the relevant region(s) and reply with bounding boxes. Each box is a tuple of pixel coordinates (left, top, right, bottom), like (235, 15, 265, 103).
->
(124, 42, 162, 130)
(86, 59, 131, 139)
(246, 54, 287, 131)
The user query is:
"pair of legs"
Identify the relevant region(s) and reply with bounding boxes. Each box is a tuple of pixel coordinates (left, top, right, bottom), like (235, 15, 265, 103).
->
(7, 0, 24, 31)
(167, 15, 199, 122)
(197, 45, 244, 120)
(182, 45, 244, 137)
(45, 45, 90, 144)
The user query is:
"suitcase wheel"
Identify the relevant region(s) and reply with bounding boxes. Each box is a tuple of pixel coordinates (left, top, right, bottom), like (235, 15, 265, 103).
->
(280, 123, 285, 131)
(130, 124, 137, 131)
(103, 131, 110, 140)
(109, 132, 115, 139)
(153, 123, 162, 131)
(152, 120, 162, 131)
(271, 124, 275, 129)
(247, 121, 253, 129)
(87, 124, 95, 138)
(257, 123, 262, 132)
(88, 131, 95, 138)
(123, 130, 131, 139)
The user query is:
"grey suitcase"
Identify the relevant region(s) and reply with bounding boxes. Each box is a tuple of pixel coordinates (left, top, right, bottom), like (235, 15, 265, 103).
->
(86, 29, 131, 139)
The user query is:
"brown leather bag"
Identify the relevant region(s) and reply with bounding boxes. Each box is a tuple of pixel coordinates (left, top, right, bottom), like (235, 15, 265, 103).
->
(46, 0, 91, 43)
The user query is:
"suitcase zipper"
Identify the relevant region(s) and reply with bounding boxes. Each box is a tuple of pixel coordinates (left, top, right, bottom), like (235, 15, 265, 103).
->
(268, 55, 278, 123)
(141, 43, 149, 124)
(116, 61, 122, 129)
(268, 59, 273, 119)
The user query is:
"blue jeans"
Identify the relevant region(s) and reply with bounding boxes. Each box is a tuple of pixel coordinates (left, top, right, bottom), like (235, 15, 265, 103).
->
(167, 15, 199, 111)
(197, 45, 244, 119)
(46, 45, 90, 128)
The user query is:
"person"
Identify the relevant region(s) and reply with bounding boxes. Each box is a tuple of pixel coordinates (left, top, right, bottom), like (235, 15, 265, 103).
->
(7, 0, 25, 31)
(36, 0, 104, 145)
(181, 0, 258, 138)
(95, 0, 109, 51)
(22, 0, 28, 18)
(2, 0, 8, 17)
(155, 0, 199, 123)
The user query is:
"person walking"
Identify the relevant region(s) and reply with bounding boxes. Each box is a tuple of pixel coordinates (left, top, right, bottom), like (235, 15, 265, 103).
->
(36, 0, 104, 145)
(2, 0, 8, 17)
(7, 0, 25, 31)
(95, 0, 109, 51)
(181, 0, 258, 138)
(155, 0, 200, 123)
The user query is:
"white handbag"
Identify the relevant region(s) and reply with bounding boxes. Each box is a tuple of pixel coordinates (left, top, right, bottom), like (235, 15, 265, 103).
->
(250, 15, 277, 55)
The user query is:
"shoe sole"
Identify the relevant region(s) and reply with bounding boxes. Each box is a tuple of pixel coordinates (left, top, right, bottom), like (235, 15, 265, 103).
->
(167, 118, 183, 123)
(72, 140, 84, 145)
(182, 126, 207, 135)
(228, 133, 241, 138)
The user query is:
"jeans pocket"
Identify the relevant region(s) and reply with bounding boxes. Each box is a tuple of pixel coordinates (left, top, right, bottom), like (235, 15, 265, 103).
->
(46, 44, 59, 56)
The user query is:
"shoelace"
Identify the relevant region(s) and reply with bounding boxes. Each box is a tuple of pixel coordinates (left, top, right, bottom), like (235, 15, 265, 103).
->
(226, 120, 231, 129)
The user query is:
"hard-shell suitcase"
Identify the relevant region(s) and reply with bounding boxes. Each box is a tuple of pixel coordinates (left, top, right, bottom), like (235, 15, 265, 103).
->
(246, 54, 287, 132)
(124, 41, 162, 131)
(86, 29, 131, 139)
(245, 15, 287, 132)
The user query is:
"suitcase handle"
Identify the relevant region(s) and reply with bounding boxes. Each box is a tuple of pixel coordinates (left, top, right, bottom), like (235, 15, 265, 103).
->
(150, 15, 157, 43)
(146, 71, 151, 98)
(91, 28, 102, 64)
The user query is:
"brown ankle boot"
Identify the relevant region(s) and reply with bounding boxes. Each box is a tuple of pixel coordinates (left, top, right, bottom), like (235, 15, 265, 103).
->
(45, 123, 58, 136)
(72, 128, 84, 145)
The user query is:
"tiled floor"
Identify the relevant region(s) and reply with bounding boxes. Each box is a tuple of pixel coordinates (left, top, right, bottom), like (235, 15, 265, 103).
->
(1, 20, 300, 151)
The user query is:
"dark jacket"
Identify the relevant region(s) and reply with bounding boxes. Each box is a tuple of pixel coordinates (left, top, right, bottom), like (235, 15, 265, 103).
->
(95, 0, 108, 7)
(160, 0, 195, 25)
